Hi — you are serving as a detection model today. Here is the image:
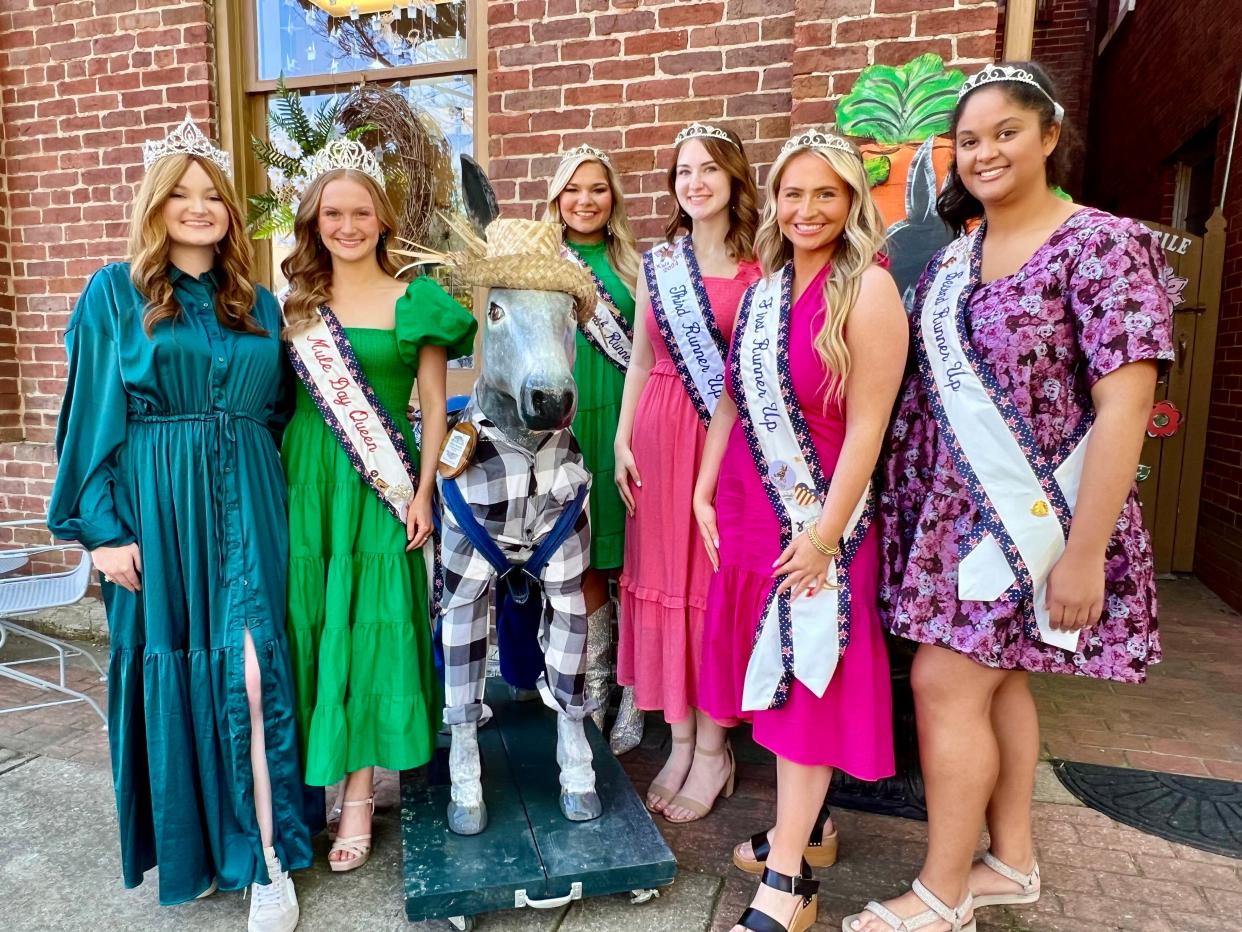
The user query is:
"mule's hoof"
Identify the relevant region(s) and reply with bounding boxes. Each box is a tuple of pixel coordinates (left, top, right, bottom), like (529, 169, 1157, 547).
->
(560, 790, 602, 822)
(447, 801, 488, 836)
(508, 686, 540, 702)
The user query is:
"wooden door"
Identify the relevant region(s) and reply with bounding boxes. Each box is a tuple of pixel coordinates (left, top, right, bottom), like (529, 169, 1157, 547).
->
(1136, 208, 1226, 573)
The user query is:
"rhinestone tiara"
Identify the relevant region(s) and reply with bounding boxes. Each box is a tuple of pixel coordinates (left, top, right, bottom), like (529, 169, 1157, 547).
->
(781, 128, 855, 158)
(142, 113, 232, 176)
(959, 64, 1066, 122)
(302, 137, 386, 189)
(560, 143, 612, 167)
(674, 122, 739, 149)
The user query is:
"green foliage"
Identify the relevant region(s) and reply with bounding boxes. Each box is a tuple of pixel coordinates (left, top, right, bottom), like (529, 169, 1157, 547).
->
(864, 156, 891, 187)
(837, 54, 966, 145)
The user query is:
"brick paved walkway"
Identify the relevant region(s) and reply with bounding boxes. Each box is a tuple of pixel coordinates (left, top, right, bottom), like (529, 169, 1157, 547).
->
(1, 576, 1239, 931)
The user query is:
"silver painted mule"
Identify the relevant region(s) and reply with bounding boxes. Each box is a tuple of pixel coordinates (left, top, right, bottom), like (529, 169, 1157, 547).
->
(438, 157, 601, 836)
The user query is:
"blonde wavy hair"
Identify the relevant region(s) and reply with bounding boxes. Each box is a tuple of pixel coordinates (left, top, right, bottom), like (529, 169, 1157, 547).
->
(127, 154, 262, 337)
(281, 168, 403, 336)
(754, 139, 888, 406)
(543, 152, 640, 293)
(664, 129, 759, 262)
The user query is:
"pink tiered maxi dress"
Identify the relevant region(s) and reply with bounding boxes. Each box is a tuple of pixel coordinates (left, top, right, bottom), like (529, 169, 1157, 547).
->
(618, 259, 761, 724)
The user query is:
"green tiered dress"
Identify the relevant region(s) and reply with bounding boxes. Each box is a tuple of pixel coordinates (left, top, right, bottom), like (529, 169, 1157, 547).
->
(282, 277, 476, 786)
(48, 263, 313, 905)
(566, 239, 635, 570)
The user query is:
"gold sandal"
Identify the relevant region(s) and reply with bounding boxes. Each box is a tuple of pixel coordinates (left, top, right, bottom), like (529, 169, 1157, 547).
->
(663, 742, 736, 824)
(328, 796, 374, 873)
(645, 735, 693, 814)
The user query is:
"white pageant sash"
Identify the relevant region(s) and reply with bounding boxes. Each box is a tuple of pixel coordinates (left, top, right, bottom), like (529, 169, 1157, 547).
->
(562, 247, 633, 373)
(287, 305, 418, 524)
(734, 265, 872, 711)
(644, 237, 727, 426)
(920, 233, 1084, 651)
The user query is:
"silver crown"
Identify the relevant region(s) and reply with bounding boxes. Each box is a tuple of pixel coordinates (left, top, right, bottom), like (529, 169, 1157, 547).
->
(674, 122, 738, 149)
(781, 128, 854, 158)
(959, 64, 1065, 122)
(560, 144, 612, 167)
(302, 137, 386, 189)
(142, 114, 232, 176)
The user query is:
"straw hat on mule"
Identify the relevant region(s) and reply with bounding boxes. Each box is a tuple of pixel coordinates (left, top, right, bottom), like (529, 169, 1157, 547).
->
(399, 215, 596, 323)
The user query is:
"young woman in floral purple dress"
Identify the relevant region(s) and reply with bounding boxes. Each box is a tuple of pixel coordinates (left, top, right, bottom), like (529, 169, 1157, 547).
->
(848, 62, 1176, 932)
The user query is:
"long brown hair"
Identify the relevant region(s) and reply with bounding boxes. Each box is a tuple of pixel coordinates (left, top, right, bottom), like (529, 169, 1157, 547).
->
(754, 140, 888, 407)
(281, 168, 403, 336)
(543, 151, 641, 292)
(663, 129, 759, 261)
(127, 153, 262, 336)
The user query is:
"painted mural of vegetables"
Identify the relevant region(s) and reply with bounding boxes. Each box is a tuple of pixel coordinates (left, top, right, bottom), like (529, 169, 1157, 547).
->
(836, 53, 965, 226)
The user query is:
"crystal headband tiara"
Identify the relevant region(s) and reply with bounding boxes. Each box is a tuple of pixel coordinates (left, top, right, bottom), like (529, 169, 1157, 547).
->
(674, 122, 739, 149)
(781, 128, 854, 158)
(302, 137, 386, 189)
(959, 65, 1066, 122)
(560, 144, 612, 167)
(142, 114, 232, 176)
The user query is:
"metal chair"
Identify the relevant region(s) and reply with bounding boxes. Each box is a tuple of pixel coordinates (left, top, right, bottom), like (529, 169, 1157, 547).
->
(0, 519, 107, 726)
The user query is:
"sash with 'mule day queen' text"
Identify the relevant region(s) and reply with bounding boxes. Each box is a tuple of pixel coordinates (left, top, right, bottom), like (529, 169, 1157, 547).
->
(287, 304, 417, 524)
(645, 237, 727, 426)
(562, 247, 633, 373)
(734, 264, 873, 711)
(920, 230, 1085, 652)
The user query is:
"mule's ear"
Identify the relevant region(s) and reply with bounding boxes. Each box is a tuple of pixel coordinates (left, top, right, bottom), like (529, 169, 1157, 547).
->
(461, 154, 500, 232)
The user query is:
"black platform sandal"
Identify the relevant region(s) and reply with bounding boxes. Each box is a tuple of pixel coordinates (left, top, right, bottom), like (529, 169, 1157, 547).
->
(732, 809, 838, 874)
(735, 863, 819, 932)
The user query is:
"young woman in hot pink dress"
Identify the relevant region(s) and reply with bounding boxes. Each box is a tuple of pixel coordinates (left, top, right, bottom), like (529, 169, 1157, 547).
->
(694, 130, 905, 932)
(614, 122, 760, 823)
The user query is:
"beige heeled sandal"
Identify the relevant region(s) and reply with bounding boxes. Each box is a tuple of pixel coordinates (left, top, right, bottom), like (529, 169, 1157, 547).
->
(645, 734, 694, 814)
(663, 742, 736, 824)
(328, 796, 374, 873)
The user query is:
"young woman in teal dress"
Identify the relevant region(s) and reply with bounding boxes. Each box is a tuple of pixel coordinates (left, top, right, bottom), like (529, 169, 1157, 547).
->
(48, 123, 308, 932)
(280, 143, 476, 872)
(543, 145, 645, 754)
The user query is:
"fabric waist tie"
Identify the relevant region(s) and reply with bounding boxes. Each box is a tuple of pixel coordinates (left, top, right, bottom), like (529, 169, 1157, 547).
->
(130, 411, 266, 587)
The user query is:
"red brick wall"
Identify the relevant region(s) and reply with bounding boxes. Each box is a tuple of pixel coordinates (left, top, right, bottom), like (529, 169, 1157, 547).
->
(486, 0, 998, 239)
(1084, 0, 1242, 609)
(0, 0, 215, 533)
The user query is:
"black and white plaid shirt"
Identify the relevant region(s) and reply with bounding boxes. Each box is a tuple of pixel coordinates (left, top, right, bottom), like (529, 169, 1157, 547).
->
(437, 400, 592, 726)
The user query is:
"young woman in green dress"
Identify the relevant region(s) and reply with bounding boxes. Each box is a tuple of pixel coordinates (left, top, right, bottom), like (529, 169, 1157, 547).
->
(49, 128, 308, 932)
(280, 151, 476, 871)
(543, 146, 645, 754)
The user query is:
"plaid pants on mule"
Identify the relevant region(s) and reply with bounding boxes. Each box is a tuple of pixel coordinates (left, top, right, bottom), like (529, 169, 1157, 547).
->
(437, 403, 592, 726)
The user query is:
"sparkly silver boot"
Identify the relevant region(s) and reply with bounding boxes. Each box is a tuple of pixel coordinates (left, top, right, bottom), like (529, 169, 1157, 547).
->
(607, 599, 644, 755)
(584, 603, 612, 733)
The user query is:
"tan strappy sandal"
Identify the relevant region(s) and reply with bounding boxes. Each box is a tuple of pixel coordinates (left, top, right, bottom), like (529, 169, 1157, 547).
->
(972, 851, 1040, 908)
(328, 796, 374, 873)
(842, 879, 975, 931)
(645, 734, 693, 814)
(733, 810, 839, 874)
(663, 742, 736, 824)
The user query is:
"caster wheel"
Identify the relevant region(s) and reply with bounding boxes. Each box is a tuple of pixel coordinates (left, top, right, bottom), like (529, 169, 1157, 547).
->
(448, 916, 476, 931)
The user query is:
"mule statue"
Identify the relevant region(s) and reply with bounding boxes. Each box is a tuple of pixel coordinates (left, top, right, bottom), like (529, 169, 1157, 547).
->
(429, 156, 603, 835)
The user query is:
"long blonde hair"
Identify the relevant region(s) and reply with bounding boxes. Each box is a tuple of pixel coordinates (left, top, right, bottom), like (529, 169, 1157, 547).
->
(543, 152, 640, 293)
(664, 129, 760, 262)
(127, 153, 262, 336)
(754, 141, 888, 406)
(281, 168, 403, 336)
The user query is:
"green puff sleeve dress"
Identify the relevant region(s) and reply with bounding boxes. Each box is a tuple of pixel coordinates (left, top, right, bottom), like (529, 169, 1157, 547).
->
(283, 276, 476, 786)
(47, 262, 313, 906)
(566, 239, 635, 570)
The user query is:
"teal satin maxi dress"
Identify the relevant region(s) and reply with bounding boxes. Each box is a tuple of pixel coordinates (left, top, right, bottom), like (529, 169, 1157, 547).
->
(47, 263, 313, 905)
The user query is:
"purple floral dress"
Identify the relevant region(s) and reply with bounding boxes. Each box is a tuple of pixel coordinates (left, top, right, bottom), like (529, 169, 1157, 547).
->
(879, 208, 1175, 682)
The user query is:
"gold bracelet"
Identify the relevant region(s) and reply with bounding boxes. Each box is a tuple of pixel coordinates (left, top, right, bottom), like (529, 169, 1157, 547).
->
(807, 525, 841, 557)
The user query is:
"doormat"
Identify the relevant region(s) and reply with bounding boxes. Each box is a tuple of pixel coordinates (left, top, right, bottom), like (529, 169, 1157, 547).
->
(1052, 760, 1242, 859)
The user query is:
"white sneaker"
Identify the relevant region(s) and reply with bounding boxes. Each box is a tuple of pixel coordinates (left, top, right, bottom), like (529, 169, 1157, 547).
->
(248, 846, 299, 932)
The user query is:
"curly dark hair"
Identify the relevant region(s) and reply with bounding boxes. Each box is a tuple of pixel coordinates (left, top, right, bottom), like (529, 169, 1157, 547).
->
(937, 60, 1081, 235)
